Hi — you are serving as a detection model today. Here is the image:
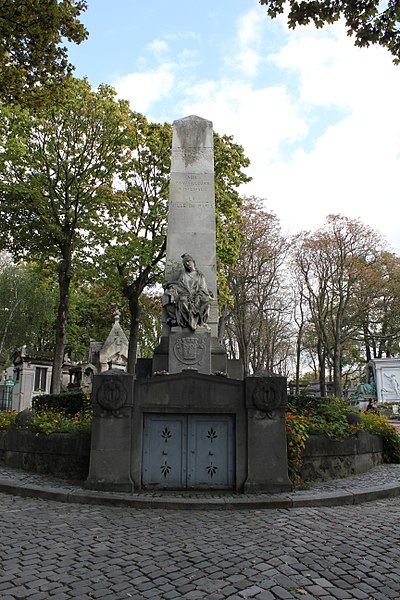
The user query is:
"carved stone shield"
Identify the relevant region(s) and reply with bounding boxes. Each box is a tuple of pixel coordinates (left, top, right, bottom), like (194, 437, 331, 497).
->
(173, 336, 205, 365)
(96, 379, 127, 413)
(252, 379, 282, 416)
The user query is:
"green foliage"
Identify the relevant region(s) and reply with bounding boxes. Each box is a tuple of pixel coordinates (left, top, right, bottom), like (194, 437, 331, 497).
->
(286, 396, 400, 485)
(259, 0, 400, 64)
(0, 77, 131, 391)
(288, 394, 330, 412)
(0, 0, 88, 106)
(0, 259, 56, 366)
(32, 391, 89, 416)
(1, 400, 92, 436)
(30, 408, 92, 435)
(301, 399, 360, 439)
(0, 78, 130, 262)
(214, 134, 251, 307)
(285, 412, 308, 485)
(66, 283, 129, 361)
(0, 410, 18, 431)
(361, 412, 400, 463)
(286, 396, 362, 485)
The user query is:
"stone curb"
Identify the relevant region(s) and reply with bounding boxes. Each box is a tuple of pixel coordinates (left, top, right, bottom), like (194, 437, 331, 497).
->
(1, 477, 399, 510)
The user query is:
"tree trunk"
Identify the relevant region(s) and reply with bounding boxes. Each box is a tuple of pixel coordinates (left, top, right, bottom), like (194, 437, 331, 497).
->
(317, 340, 326, 397)
(333, 316, 342, 398)
(363, 324, 372, 364)
(239, 339, 250, 378)
(333, 347, 342, 398)
(218, 304, 229, 344)
(127, 293, 141, 374)
(50, 247, 72, 393)
(295, 323, 304, 395)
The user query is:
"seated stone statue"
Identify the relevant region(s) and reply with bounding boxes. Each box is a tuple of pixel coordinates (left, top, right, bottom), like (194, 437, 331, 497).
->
(163, 253, 212, 331)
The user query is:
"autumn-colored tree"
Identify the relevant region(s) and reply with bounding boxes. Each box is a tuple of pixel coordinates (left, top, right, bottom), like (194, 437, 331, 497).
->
(224, 197, 291, 376)
(0, 78, 130, 391)
(293, 215, 383, 397)
(353, 251, 400, 367)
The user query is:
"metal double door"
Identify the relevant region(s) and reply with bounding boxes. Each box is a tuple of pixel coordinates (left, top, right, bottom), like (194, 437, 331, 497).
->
(142, 414, 235, 489)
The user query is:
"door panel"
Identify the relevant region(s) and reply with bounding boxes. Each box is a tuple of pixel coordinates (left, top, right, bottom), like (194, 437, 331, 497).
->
(187, 416, 234, 489)
(142, 414, 234, 489)
(142, 415, 187, 488)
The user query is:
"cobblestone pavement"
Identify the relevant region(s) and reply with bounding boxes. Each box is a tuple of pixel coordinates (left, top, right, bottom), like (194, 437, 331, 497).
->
(1, 491, 400, 600)
(1, 464, 400, 509)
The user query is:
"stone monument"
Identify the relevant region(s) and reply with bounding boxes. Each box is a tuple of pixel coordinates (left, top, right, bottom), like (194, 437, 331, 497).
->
(86, 115, 291, 494)
(153, 115, 227, 375)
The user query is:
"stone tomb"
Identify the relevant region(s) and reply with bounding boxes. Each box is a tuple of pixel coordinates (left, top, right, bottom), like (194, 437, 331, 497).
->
(370, 358, 400, 404)
(86, 116, 291, 493)
(86, 369, 291, 492)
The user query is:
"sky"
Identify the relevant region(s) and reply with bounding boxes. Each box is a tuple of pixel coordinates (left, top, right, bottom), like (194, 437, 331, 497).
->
(67, 0, 400, 254)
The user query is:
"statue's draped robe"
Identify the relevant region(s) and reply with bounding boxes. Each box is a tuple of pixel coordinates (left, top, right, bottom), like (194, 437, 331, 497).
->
(164, 268, 211, 330)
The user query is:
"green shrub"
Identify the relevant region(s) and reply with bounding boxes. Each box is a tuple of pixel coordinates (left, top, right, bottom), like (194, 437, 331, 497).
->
(30, 408, 92, 435)
(361, 412, 400, 463)
(32, 391, 90, 416)
(285, 412, 308, 486)
(288, 395, 328, 413)
(0, 410, 18, 431)
(286, 397, 362, 486)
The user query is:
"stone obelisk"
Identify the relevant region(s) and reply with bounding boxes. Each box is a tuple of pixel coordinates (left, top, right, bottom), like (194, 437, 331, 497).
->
(153, 115, 227, 374)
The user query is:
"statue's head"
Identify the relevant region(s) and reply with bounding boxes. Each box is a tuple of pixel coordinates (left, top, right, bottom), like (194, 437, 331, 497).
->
(181, 253, 196, 270)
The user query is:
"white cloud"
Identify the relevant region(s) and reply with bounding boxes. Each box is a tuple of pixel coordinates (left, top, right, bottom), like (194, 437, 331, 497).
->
(231, 7, 265, 76)
(237, 7, 263, 47)
(259, 22, 400, 251)
(113, 63, 176, 113)
(178, 78, 307, 165)
(146, 39, 169, 54)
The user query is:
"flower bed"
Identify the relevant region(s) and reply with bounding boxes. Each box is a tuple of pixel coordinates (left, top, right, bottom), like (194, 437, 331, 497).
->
(286, 396, 400, 486)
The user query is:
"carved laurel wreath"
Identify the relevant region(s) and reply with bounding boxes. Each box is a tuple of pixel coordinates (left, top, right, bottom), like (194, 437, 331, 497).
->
(252, 380, 282, 418)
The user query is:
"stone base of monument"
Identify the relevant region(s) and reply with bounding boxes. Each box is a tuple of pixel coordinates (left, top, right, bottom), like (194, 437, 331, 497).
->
(153, 335, 228, 375)
(168, 327, 211, 374)
(86, 370, 292, 494)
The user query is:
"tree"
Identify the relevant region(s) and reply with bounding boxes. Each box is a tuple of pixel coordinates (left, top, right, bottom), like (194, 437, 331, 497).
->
(0, 78, 130, 391)
(92, 113, 172, 373)
(293, 215, 383, 397)
(259, 0, 400, 63)
(94, 114, 250, 373)
(214, 133, 251, 308)
(291, 276, 308, 395)
(0, 258, 56, 369)
(66, 282, 130, 362)
(0, 0, 88, 106)
(224, 197, 291, 376)
(353, 251, 400, 366)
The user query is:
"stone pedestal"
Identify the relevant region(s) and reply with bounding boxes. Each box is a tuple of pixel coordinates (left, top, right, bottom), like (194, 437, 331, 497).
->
(85, 370, 135, 492)
(244, 375, 292, 492)
(168, 328, 211, 374)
